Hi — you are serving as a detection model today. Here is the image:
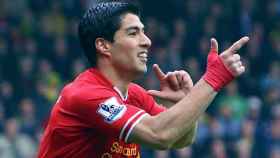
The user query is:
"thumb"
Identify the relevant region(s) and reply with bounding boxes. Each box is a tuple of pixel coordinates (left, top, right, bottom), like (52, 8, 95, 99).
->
(147, 90, 166, 98)
(210, 38, 219, 53)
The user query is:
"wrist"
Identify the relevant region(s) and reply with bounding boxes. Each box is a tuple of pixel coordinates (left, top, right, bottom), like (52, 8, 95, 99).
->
(203, 49, 234, 91)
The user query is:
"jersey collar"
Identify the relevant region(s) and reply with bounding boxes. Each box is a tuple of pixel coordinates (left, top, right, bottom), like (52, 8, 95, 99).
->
(89, 68, 128, 101)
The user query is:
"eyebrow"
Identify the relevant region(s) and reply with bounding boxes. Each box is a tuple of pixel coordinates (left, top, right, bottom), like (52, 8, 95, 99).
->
(125, 26, 145, 32)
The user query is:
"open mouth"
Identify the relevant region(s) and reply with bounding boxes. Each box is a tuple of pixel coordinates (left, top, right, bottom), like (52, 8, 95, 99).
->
(138, 51, 148, 63)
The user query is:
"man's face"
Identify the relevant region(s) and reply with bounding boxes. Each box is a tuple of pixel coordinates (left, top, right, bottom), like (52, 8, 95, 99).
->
(109, 13, 152, 77)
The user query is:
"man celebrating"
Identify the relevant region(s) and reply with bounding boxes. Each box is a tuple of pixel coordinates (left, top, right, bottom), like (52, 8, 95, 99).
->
(37, 1, 249, 158)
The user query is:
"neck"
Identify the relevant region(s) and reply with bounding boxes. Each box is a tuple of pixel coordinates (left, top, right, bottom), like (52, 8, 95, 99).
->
(97, 63, 132, 96)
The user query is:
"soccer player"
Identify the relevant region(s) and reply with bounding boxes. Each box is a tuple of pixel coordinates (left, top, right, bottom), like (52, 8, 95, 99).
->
(37, 1, 249, 158)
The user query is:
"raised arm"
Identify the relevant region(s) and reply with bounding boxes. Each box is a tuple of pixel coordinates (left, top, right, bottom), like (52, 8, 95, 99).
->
(128, 37, 250, 149)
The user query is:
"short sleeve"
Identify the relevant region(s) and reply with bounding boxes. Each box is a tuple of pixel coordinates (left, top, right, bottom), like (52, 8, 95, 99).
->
(143, 94, 167, 115)
(71, 89, 148, 143)
(128, 84, 167, 116)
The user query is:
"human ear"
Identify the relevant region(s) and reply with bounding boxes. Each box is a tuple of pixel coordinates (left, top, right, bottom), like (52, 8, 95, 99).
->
(95, 38, 111, 56)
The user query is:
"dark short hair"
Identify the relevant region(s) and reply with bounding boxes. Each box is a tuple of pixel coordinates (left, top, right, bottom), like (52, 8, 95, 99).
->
(78, 1, 140, 67)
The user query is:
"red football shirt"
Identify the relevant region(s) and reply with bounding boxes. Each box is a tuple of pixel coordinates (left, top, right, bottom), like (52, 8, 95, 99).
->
(37, 68, 166, 158)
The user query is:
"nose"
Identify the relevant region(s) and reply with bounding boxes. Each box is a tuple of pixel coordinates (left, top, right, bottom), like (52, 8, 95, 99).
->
(140, 33, 152, 48)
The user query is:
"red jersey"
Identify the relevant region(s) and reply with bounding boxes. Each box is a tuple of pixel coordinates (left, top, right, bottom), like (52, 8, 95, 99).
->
(37, 68, 166, 158)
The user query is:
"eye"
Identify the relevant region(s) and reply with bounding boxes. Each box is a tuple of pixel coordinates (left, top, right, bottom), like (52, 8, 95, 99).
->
(128, 31, 137, 36)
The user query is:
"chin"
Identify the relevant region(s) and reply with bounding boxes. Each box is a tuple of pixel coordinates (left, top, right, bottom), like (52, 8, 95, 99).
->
(133, 66, 147, 78)
(139, 65, 147, 73)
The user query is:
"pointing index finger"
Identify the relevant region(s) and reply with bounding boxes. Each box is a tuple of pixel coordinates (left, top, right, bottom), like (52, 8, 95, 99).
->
(153, 64, 165, 80)
(228, 36, 250, 54)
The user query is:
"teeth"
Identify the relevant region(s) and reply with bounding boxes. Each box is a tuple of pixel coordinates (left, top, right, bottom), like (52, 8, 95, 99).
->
(138, 52, 148, 58)
(139, 54, 147, 58)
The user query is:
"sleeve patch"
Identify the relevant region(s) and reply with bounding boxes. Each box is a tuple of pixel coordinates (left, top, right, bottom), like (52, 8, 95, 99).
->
(97, 97, 126, 124)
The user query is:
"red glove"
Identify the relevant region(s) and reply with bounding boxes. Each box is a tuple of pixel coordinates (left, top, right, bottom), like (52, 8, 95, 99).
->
(203, 48, 234, 91)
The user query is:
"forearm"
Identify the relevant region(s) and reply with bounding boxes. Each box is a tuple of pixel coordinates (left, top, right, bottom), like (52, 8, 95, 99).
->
(150, 79, 216, 147)
(129, 79, 215, 149)
(171, 121, 198, 149)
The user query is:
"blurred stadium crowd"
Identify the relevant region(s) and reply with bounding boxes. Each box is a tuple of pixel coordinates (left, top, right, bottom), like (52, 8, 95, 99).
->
(0, 0, 279, 157)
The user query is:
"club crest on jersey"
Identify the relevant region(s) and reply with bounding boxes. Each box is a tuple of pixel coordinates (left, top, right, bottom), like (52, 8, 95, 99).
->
(97, 97, 126, 123)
